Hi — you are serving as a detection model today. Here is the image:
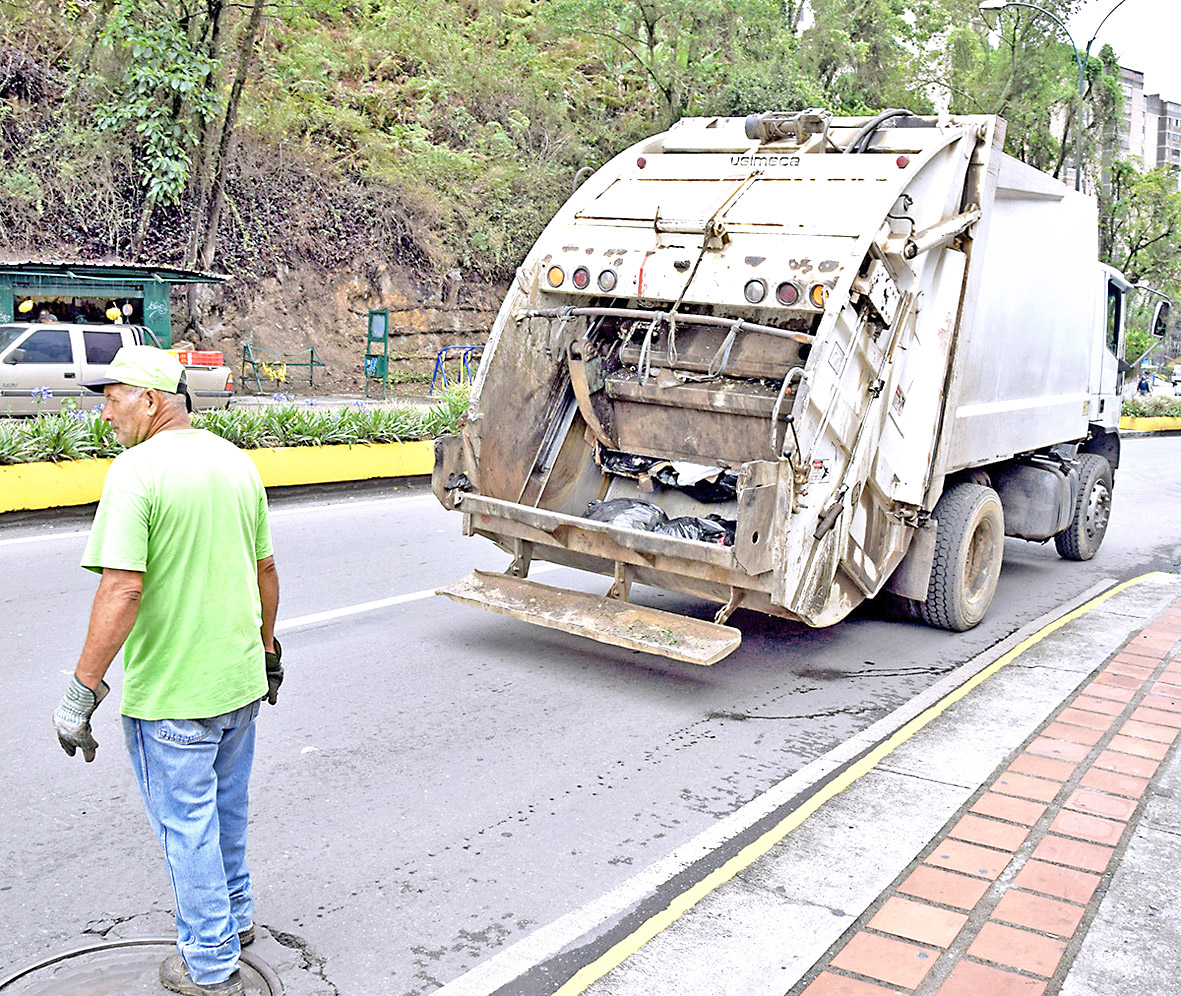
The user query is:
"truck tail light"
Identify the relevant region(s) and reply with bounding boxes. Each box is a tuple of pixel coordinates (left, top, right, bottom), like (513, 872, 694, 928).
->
(546, 266, 565, 288)
(572, 267, 591, 289)
(597, 269, 617, 292)
(809, 284, 829, 308)
(744, 279, 767, 304)
(776, 281, 799, 306)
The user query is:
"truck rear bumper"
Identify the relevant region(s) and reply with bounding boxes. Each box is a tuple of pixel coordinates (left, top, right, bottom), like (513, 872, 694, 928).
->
(438, 570, 742, 665)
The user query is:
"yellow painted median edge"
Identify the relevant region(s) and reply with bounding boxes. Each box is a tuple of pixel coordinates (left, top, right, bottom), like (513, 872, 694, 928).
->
(0, 440, 435, 513)
(1120, 415, 1181, 432)
(550, 571, 1171, 996)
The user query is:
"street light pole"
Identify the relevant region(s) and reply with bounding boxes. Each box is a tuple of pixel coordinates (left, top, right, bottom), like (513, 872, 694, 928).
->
(979, 0, 1132, 193)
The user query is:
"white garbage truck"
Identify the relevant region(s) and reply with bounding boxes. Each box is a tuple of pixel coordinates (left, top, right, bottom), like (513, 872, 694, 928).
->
(432, 109, 1170, 665)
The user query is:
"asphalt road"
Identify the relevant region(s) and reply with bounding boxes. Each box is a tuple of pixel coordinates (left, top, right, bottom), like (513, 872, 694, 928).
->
(3, 437, 1181, 995)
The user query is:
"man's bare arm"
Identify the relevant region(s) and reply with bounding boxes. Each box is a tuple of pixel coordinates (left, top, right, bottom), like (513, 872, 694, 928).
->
(75, 568, 144, 690)
(257, 556, 279, 652)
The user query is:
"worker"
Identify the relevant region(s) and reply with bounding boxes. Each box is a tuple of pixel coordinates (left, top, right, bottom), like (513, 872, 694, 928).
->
(51, 346, 282, 996)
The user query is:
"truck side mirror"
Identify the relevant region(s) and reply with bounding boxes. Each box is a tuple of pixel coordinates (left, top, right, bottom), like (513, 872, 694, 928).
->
(1152, 300, 1170, 338)
(2, 348, 24, 364)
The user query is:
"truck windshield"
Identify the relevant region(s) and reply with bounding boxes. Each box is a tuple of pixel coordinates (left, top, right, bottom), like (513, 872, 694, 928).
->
(0, 325, 27, 353)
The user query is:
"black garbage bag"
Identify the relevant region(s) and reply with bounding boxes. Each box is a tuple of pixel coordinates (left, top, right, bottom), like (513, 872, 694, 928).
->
(651, 465, 739, 503)
(600, 451, 660, 477)
(584, 498, 668, 531)
(654, 514, 736, 545)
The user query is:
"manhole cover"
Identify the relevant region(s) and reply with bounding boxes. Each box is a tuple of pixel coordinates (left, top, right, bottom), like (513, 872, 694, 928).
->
(0, 941, 279, 996)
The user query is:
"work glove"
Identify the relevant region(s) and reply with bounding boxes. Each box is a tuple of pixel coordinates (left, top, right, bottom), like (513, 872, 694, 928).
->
(53, 676, 110, 763)
(264, 637, 283, 706)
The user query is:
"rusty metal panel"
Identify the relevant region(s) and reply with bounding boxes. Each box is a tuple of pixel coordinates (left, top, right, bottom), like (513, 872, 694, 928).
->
(438, 570, 742, 665)
(734, 483, 778, 575)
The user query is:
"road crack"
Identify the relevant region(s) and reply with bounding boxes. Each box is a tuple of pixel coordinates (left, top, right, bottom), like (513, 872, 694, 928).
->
(706, 705, 876, 722)
(265, 925, 340, 996)
(82, 910, 164, 938)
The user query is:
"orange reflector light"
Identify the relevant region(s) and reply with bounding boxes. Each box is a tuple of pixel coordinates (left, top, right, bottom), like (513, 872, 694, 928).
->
(546, 266, 565, 288)
(809, 284, 829, 308)
(776, 281, 799, 306)
(572, 267, 591, 290)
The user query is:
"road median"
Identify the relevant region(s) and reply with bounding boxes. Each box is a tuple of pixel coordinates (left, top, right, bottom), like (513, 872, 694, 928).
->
(0, 440, 435, 513)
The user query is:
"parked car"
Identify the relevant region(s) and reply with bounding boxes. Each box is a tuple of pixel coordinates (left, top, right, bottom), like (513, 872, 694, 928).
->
(0, 323, 233, 415)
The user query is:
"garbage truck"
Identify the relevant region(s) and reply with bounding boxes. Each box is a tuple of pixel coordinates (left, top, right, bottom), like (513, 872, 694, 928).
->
(432, 109, 1170, 665)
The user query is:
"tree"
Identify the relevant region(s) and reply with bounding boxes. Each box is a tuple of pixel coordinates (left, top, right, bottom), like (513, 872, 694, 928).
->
(1100, 159, 1181, 290)
(93, 2, 221, 257)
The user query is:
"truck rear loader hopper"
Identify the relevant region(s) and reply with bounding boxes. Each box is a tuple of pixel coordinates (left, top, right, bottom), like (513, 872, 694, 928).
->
(434, 108, 1158, 665)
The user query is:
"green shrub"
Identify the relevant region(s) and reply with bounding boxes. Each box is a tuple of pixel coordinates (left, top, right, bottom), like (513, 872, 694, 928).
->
(1121, 395, 1181, 418)
(0, 386, 468, 464)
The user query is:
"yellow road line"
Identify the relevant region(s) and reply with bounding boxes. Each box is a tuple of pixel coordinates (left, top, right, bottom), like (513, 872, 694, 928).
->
(552, 571, 1169, 996)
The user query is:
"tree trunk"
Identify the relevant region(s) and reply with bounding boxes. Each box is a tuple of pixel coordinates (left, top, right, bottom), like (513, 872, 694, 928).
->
(185, 0, 226, 268)
(130, 196, 155, 260)
(198, 0, 265, 270)
(71, 0, 115, 111)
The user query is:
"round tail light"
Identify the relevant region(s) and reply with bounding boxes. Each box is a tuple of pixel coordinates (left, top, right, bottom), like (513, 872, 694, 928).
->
(546, 266, 565, 288)
(572, 267, 591, 289)
(809, 284, 829, 308)
(744, 279, 767, 304)
(597, 269, 618, 292)
(776, 281, 800, 306)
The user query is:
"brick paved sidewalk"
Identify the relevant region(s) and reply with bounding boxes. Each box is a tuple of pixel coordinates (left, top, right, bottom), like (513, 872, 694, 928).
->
(792, 599, 1181, 996)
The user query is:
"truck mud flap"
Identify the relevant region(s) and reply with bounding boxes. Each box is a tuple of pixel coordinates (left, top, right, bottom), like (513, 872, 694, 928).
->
(437, 570, 742, 666)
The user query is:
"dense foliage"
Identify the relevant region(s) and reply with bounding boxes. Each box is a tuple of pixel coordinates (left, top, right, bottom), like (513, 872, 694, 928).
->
(0, 0, 1178, 300)
(0, 386, 469, 464)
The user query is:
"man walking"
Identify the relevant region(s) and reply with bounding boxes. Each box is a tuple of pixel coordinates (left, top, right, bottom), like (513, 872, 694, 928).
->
(52, 346, 282, 996)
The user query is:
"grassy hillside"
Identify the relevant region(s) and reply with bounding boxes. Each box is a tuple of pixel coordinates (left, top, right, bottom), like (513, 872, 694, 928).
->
(1, 0, 1177, 305)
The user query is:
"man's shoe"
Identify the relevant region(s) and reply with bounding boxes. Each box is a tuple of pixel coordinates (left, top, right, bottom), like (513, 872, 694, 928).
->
(238, 925, 255, 947)
(159, 954, 245, 995)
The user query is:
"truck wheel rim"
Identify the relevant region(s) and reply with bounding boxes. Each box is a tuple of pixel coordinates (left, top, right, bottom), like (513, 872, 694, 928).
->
(965, 515, 999, 606)
(1085, 482, 1111, 540)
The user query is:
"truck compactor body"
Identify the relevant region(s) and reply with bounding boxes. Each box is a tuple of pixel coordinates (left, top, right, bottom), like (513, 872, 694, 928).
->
(433, 109, 1144, 665)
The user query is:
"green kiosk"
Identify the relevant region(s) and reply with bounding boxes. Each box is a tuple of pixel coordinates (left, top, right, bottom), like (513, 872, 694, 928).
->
(0, 260, 229, 347)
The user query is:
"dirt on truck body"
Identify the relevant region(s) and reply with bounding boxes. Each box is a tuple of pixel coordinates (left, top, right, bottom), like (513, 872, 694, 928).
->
(432, 108, 1168, 665)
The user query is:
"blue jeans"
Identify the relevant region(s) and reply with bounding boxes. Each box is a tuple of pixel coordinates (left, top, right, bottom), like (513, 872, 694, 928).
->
(123, 699, 260, 986)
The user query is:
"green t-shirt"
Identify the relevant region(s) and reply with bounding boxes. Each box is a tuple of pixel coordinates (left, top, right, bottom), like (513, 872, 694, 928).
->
(82, 428, 273, 720)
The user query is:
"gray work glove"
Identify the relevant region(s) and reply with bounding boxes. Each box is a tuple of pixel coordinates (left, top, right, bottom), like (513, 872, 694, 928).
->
(53, 676, 110, 763)
(264, 637, 283, 706)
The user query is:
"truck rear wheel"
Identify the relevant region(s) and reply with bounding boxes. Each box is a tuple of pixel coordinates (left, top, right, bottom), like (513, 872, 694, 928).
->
(916, 483, 1005, 632)
(1054, 454, 1112, 561)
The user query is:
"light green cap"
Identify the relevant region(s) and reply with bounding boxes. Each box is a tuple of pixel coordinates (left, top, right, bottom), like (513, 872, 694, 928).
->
(82, 345, 186, 393)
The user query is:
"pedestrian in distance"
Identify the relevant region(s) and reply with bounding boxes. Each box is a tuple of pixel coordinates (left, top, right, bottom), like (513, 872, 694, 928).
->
(51, 346, 283, 996)
(1138, 372, 1150, 396)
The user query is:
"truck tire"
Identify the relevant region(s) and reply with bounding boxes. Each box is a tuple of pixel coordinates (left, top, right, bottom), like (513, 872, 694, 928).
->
(916, 483, 1005, 632)
(1054, 454, 1112, 561)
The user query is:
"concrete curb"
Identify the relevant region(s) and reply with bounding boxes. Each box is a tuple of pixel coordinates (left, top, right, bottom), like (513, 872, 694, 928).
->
(0, 440, 435, 513)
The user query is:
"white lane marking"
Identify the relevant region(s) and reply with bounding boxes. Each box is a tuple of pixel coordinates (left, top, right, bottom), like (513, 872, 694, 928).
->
(269, 492, 435, 518)
(0, 530, 92, 548)
(275, 563, 561, 633)
(0, 491, 436, 547)
(429, 577, 1124, 996)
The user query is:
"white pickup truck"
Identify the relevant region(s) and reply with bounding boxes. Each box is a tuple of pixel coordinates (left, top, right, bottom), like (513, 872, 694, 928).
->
(0, 322, 234, 414)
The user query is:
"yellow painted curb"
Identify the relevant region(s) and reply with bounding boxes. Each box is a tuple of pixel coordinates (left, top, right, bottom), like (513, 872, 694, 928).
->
(0, 458, 114, 513)
(247, 440, 435, 487)
(1120, 415, 1181, 432)
(0, 441, 436, 513)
